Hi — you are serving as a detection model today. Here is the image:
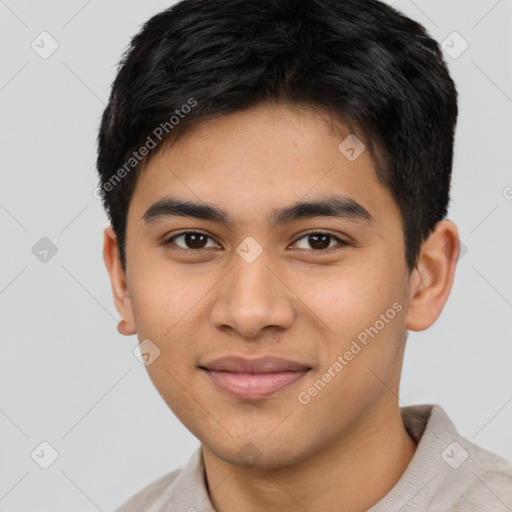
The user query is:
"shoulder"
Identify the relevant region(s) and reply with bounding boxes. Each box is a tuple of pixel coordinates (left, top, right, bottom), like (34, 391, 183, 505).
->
(371, 404, 512, 511)
(113, 447, 207, 512)
(436, 441, 512, 511)
(114, 467, 183, 512)
(404, 404, 512, 511)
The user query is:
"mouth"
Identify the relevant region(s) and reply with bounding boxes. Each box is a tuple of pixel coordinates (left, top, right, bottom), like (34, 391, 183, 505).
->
(198, 356, 312, 400)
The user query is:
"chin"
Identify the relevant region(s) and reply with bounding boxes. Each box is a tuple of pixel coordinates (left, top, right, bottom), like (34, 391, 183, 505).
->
(202, 433, 314, 471)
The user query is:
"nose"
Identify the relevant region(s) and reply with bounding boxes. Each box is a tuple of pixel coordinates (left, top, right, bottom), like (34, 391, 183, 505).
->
(209, 249, 296, 339)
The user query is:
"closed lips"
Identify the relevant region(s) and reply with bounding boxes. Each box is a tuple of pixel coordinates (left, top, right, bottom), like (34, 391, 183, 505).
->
(199, 356, 312, 400)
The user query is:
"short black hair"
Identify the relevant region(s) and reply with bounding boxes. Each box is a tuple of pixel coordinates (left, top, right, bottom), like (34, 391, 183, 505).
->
(96, 0, 458, 273)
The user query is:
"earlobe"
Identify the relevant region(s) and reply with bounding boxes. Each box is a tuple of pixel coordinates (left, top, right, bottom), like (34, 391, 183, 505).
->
(405, 220, 460, 332)
(117, 319, 137, 336)
(103, 226, 137, 335)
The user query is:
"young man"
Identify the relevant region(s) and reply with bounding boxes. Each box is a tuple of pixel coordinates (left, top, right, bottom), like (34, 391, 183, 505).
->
(97, 0, 512, 510)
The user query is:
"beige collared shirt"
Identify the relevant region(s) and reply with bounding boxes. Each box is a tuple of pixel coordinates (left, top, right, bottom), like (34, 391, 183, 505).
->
(114, 404, 512, 511)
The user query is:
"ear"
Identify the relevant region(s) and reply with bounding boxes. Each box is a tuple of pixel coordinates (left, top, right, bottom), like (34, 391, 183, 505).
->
(405, 220, 460, 331)
(103, 226, 136, 335)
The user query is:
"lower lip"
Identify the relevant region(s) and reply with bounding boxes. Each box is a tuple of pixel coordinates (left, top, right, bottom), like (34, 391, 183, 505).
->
(202, 369, 310, 400)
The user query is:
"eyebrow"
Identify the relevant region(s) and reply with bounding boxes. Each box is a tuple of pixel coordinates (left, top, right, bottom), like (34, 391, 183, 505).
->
(142, 195, 372, 228)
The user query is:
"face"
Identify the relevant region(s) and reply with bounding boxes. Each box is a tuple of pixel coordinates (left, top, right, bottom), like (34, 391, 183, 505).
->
(116, 102, 416, 469)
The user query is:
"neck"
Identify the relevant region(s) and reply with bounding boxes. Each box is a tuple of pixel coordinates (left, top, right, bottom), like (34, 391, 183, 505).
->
(202, 401, 417, 512)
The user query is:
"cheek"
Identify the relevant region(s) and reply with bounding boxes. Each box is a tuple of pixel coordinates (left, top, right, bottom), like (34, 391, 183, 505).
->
(289, 259, 396, 331)
(129, 272, 200, 418)
(128, 257, 209, 336)
(127, 270, 204, 401)
(292, 257, 407, 377)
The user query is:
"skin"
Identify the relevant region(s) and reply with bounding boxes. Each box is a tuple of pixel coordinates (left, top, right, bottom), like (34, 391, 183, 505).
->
(104, 101, 460, 511)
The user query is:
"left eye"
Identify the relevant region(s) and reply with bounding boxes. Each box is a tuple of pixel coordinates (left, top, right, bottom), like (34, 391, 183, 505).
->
(291, 232, 348, 252)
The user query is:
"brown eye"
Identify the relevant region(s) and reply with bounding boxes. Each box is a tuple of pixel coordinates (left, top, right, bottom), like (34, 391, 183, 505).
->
(291, 232, 348, 252)
(165, 232, 218, 251)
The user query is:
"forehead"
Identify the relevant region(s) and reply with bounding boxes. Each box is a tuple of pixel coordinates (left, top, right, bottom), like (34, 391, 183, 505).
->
(128, 102, 400, 230)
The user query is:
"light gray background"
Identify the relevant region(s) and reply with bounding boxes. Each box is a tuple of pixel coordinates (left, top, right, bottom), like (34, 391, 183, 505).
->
(0, 0, 511, 510)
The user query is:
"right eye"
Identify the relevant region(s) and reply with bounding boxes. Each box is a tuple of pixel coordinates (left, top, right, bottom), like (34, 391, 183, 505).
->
(163, 231, 221, 252)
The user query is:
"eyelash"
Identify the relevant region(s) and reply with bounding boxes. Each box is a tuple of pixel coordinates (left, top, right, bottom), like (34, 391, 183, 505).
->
(163, 230, 349, 255)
